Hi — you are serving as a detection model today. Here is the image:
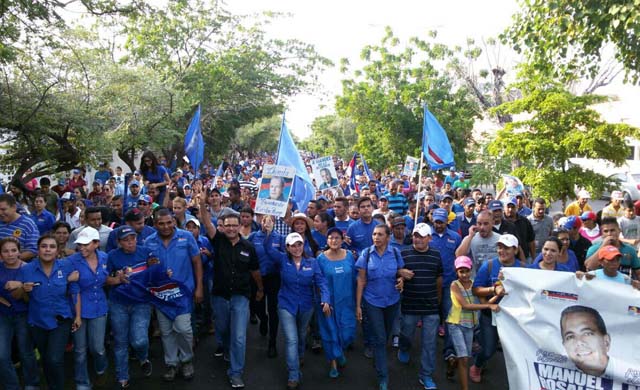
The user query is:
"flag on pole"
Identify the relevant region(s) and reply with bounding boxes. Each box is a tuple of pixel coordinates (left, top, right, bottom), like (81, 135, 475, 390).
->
(345, 153, 359, 193)
(184, 105, 204, 176)
(422, 105, 455, 170)
(360, 153, 376, 183)
(276, 114, 314, 212)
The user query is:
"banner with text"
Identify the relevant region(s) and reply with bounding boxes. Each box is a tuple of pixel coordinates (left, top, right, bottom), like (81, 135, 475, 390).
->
(496, 268, 640, 390)
(255, 164, 296, 217)
(402, 156, 420, 178)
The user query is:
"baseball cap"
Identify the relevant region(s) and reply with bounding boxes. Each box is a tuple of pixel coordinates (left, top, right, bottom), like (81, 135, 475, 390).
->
(92, 179, 103, 186)
(74, 227, 100, 245)
(183, 184, 191, 189)
(117, 226, 137, 240)
(379, 195, 388, 201)
(612, 190, 624, 200)
(454, 256, 473, 270)
(286, 232, 304, 246)
(317, 195, 328, 202)
(441, 193, 454, 201)
(506, 197, 517, 206)
(488, 200, 504, 211)
(138, 194, 152, 204)
(463, 198, 476, 207)
(598, 245, 622, 261)
(497, 234, 519, 248)
(134, 170, 141, 175)
(391, 216, 406, 227)
(577, 190, 591, 199)
(561, 215, 582, 230)
(61, 192, 76, 201)
(432, 208, 449, 223)
(185, 218, 200, 228)
(580, 211, 597, 221)
(129, 180, 140, 187)
(412, 223, 432, 237)
(72, 169, 81, 174)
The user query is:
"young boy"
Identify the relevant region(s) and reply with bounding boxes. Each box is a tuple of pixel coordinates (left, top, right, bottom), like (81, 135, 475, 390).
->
(576, 245, 640, 289)
(617, 200, 640, 249)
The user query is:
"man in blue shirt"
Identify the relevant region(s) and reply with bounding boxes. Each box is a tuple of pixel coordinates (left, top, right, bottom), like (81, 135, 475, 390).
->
(385, 181, 408, 215)
(0, 194, 38, 260)
(105, 209, 156, 252)
(124, 180, 142, 212)
(332, 197, 353, 234)
(143, 208, 203, 382)
(346, 197, 380, 255)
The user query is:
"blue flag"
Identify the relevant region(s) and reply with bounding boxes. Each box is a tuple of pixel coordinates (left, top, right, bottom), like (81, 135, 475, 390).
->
(184, 105, 204, 176)
(276, 114, 314, 212)
(360, 153, 376, 183)
(422, 105, 455, 170)
(346, 153, 359, 193)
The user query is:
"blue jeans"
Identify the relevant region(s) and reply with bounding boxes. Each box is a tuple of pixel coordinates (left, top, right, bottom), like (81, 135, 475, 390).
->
(30, 319, 72, 390)
(473, 311, 497, 368)
(441, 285, 455, 359)
(363, 299, 399, 384)
(110, 302, 152, 381)
(212, 295, 249, 378)
(0, 314, 39, 390)
(74, 315, 108, 389)
(399, 313, 439, 380)
(278, 308, 313, 382)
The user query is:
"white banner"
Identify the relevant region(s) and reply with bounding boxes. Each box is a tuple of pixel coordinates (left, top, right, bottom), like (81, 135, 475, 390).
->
(402, 156, 420, 178)
(255, 164, 296, 217)
(496, 268, 640, 390)
(310, 156, 339, 190)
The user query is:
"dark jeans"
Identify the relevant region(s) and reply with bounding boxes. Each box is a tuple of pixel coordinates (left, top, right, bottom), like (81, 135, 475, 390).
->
(30, 319, 72, 390)
(473, 311, 498, 368)
(0, 314, 39, 390)
(363, 299, 400, 384)
(252, 273, 280, 346)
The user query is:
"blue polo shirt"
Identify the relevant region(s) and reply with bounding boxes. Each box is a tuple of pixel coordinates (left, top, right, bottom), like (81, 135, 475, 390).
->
(347, 219, 380, 255)
(107, 246, 156, 305)
(68, 251, 109, 319)
(144, 228, 199, 293)
(0, 215, 38, 256)
(355, 245, 404, 308)
(249, 230, 283, 276)
(18, 259, 78, 330)
(333, 218, 353, 235)
(312, 230, 327, 250)
(0, 263, 28, 316)
(28, 209, 56, 235)
(430, 228, 462, 287)
(527, 260, 570, 272)
(105, 225, 156, 252)
(270, 251, 330, 316)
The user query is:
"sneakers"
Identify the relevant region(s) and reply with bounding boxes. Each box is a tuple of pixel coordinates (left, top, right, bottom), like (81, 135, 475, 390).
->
(181, 361, 195, 380)
(162, 365, 177, 382)
(364, 347, 374, 359)
(329, 367, 339, 378)
(397, 349, 410, 364)
(422, 376, 437, 390)
(392, 335, 399, 348)
(118, 381, 130, 389)
(379, 382, 388, 390)
(230, 376, 245, 388)
(446, 357, 457, 380)
(286, 380, 299, 390)
(469, 365, 482, 383)
(311, 339, 322, 353)
(214, 346, 224, 357)
(140, 360, 152, 377)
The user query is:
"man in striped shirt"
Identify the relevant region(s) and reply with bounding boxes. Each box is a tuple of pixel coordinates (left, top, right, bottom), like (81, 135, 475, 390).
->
(397, 223, 443, 390)
(0, 193, 38, 261)
(384, 180, 408, 215)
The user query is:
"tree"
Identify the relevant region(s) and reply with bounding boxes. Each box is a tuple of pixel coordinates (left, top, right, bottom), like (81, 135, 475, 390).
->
(336, 28, 478, 171)
(488, 67, 640, 203)
(504, 0, 640, 83)
(233, 115, 282, 154)
(300, 115, 357, 160)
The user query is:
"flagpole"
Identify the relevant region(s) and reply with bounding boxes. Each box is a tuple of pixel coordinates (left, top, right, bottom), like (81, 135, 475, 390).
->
(414, 151, 425, 227)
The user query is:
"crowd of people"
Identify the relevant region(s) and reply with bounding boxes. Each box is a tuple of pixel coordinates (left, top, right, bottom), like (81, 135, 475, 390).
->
(0, 151, 639, 390)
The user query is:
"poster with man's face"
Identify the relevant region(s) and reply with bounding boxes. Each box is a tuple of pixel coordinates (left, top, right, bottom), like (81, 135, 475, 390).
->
(496, 268, 640, 390)
(402, 156, 420, 178)
(255, 164, 296, 217)
(310, 156, 339, 190)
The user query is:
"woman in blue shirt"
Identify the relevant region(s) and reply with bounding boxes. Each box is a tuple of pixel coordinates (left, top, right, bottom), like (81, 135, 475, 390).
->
(68, 227, 109, 390)
(264, 231, 331, 390)
(533, 229, 579, 272)
(355, 224, 408, 390)
(311, 212, 334, 250)
(528, 237, 570, 272)
(316, 227, 356, 379)
(0, 238, 39, 390)
(13, 234, 79, 390)
(139, 151, 171, 204)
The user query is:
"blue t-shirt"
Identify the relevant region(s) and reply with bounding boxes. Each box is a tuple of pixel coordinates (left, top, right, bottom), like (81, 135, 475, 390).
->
(68, 251, 109, 319)
(473, 258, 523, 300)
(592, 269, 629, 284)
(144, 228, 199, 293)
(18, 259, 78, 330)
(533, 250, 579, 272)
(107, 246, 156, 305)
(347, 219, 380, 255)
(0, 263, 28, 316)
(142, 165, 169, 185)
(28, 209, 56, 235)
(355, 245, 404, 308)
(312, 229, 327, 250)
(527, 260, 571, 272)
(430, 229, 462, 286)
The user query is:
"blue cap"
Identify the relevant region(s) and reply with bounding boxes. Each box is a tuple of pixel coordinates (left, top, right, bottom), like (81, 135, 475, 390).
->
(463, 198, 476, 207)
(92, 179, 103, 185)
(432, 208, 449, 223)
(506, 197, 517, 206)
(488, 200, 504, 211)
(138, 194, 152, 204)
(317, 195, 328, 202)
(129, 180, 140, 187)
(441, 193, 453, 201)
(117, 226, 137, 240)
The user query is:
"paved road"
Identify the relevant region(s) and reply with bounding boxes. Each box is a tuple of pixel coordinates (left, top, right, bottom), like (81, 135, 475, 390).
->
(59, 318, 509, 390)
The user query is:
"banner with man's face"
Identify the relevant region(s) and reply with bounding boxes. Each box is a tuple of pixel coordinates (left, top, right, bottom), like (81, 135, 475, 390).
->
(402, 156, 420, 178)
(310, 156, 339, 190)
(255, 164, 296, 217)
(496, 268, 640, 390)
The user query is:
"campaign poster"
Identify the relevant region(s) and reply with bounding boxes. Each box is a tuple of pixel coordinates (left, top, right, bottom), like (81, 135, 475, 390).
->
(496, 268, 640, 390)
(255, 164, 296, 217)
(402, 156, 420, 178)
(310, 156, 339, 190)
(503, 174, 525, 197)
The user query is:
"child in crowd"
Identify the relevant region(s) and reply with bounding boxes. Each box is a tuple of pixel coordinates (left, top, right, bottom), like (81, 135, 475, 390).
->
(576, 245, 640, 289)
(446, 256, 500, 390)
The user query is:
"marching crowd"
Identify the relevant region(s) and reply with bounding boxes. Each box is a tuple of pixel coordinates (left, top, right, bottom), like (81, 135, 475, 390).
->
(0, 151, 639, 390)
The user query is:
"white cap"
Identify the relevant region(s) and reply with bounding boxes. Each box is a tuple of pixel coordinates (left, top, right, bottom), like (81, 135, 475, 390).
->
(412, 223, 432, 237)
(185, 217, 200, 228)
(577, 190, 591, 199)
(497, 234, 519, 248)
(286, 232, 304, 246)
(74, 227, 100, 245)
(611, 190, 624, 200)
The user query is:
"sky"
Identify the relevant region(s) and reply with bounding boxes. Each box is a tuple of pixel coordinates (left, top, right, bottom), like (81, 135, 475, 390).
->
(227, 0, 522, 138)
